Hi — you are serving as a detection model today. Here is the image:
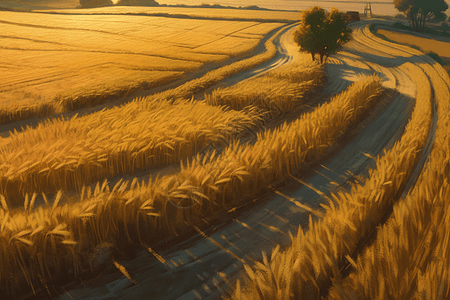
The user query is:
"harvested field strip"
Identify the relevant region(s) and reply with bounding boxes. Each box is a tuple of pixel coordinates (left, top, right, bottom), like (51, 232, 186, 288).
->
(0, 98, 262, 207)
(204, 62, 325, 113)
(0, 76, 382, 298)
(326, 64, 450, 299)
(229, 63, 433, 299)
(0, 10, 286, 124)
(0, 13, 279, 61)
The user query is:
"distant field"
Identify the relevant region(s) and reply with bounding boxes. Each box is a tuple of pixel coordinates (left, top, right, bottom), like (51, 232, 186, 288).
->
(0, 10, 285, 115)
(37, 6, 301, 21)
(376, 28, 450, 66)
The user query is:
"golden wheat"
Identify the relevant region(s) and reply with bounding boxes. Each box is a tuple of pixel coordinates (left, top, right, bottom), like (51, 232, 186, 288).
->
(230, 62, 432, 300)
(0, 97, 262, 207)
(326, 62, 450, 300)
(0, 75, 381, 297)
(0, 11, 287, 124)
(205, 62, 325, 113)
(159, 24, 292, 101)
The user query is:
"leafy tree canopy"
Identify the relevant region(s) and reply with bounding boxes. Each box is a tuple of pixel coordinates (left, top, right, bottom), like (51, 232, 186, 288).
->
(394, 0, 449, 31)
(293, 7, 352, 64)
(433, 11, 448, 21)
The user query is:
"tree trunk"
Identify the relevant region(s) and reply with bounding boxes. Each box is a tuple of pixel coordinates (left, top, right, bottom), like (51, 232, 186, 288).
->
(421, 14, 426, 32)
(408, 14, 414, 29)
(419, 13, 423, 31)
(319, 53, 324, 64)
(414, 14, 419, 31)
(311, 52, 315, 61)
(409, 13, 417, 31)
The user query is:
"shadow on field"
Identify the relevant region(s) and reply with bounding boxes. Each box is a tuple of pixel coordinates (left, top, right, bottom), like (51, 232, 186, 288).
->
(345, 48, 439, 69)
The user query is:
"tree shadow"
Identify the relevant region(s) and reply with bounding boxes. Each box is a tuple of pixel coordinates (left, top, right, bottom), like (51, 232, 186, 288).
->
(320, 45, 443, 97)
(343, 47, 438, 68)
(322, 55, 386, 95)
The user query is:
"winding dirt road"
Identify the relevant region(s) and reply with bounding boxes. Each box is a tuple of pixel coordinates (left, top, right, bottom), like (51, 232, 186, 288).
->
(49, 19, 450, 300)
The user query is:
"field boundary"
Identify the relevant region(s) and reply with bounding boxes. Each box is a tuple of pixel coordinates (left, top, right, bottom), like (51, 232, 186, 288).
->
(36, 11, 297, 24)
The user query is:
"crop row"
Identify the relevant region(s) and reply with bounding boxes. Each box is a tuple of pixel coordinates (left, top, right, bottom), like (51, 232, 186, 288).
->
(0, 47, 318, 208)
(0, 75, 381, 298)
(205, 62, 325, 113)
(230, 62, 433, 299)
(326, 63, 450, 299)
(0, 97, 262, 207)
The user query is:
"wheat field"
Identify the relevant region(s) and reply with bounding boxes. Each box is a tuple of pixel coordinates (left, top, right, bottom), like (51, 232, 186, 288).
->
(0, 21, 298, 209)
(0, 10, 285, 124)
(325, 62, 450, 300)
(0, 96, 263, 207)
(205, 62, 325, 113)
(4, 9, 445, 300)
(376, 28, 450, 65)
(0, 64, 381, 298)
(229, 62, 433, 300)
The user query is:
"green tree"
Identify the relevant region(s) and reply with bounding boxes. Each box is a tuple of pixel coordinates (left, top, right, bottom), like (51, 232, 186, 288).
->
(432, 11, 448, 21)
(394, 0, 449, 31)
(293, 7, 352, 64)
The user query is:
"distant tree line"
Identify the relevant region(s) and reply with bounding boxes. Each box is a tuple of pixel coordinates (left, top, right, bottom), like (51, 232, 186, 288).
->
(78, 0, 159, 9)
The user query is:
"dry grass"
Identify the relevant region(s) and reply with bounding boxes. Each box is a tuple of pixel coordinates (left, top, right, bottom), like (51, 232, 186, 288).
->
(205, 62, 325, 113)
(0, 10, 285, 124)
(326, 63, 450, 300)
(229, 62, 432, 300)
(0, 97, 263, 207)
(0, 75, 380, 298)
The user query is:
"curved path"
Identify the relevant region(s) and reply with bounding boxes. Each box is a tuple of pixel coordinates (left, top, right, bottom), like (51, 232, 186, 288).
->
(49, 19, 447, 300)
(205, 22, 301, 89)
